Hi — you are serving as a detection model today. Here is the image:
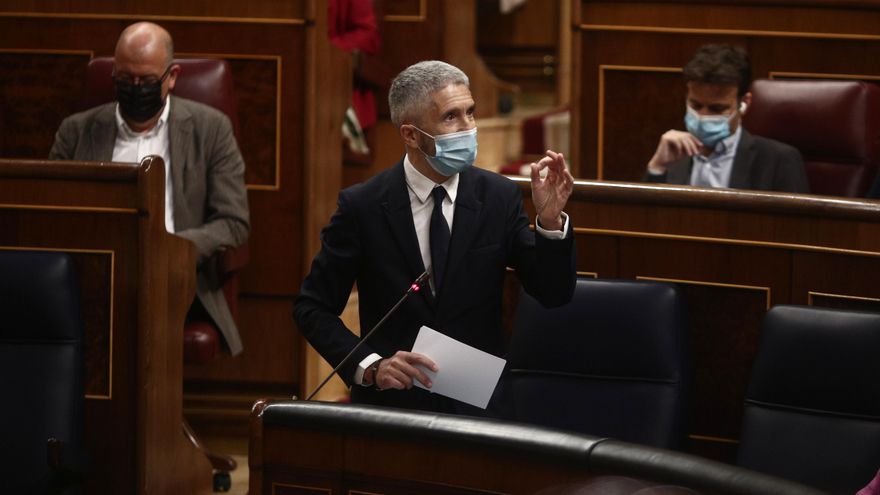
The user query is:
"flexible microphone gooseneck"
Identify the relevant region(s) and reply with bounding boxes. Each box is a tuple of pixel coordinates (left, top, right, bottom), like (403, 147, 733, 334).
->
(305, 270, 431, 401)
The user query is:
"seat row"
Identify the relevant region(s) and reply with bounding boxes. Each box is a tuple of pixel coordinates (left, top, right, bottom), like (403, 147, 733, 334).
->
(509, 277, 880, 494)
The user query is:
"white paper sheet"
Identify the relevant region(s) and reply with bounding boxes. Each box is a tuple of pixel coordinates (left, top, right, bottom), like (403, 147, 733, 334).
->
(410, 325, 506, 409)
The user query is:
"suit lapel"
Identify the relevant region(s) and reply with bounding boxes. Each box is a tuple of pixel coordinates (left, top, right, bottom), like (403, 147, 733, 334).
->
(439, 168, 482, 301)
(91, 105, 118, 162)
(729, 130, 755, 190)
(381, 162, 429, 290)
(168, 98, 192, 224)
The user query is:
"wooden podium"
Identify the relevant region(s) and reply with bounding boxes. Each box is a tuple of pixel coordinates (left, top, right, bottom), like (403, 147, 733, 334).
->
(0, 157, 211, 494)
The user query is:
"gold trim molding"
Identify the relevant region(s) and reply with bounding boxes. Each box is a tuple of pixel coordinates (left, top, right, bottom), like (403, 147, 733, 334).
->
(808, 291, 880, 306)
(177, 52, 283, 191)
(573, 227, 880, 259)
(579, 23, 880, 42)
(597, 64, 682, 180)
(384, 0, 427, 22)
(770, 71, 880, 81)
(0, 204, 138, 214)
(0, 11, 307, 26)
(577, 271, 598, 278)
(272, 482, 331, 494)
(0, 48, 94, 57)
(0, 245, 115, 400)
(688, 433, 739, 445)
(636, 276, 771, 310)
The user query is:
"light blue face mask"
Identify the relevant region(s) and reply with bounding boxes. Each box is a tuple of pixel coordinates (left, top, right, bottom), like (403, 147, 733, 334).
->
(684, 103, 742, 148)
(413, 126, 478, 177)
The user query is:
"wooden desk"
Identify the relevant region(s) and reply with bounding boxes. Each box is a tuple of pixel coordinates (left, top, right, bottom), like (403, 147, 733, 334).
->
(517, 178, 880, 461)
(0, 157, 211, 494)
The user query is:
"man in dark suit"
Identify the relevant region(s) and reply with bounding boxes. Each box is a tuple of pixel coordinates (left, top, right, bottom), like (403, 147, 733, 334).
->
(644, 44, 809, 193)
(295, 60, 576, 415)
(49, 22, 250, 355)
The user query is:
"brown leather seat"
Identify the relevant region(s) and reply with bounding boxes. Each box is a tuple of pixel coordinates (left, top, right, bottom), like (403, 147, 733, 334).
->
(743, 79, 880, 197)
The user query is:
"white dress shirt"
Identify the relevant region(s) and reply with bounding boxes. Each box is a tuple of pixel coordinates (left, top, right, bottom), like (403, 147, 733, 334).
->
(354, 156, 570, 386)
(689, 126, 742, 188)
(112, 97, 174, 233)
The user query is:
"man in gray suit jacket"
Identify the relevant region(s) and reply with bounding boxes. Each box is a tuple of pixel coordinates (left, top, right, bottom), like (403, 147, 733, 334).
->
(644, 44, 809, 193)
(49, 22, 250, 355)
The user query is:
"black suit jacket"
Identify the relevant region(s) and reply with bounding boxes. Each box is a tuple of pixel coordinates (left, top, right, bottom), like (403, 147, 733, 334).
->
(294, 161, 576, 414)
(645, 130, 809, 193)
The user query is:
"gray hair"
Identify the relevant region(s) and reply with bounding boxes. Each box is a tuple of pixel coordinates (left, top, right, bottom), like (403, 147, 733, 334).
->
(388, 60, 469, 128)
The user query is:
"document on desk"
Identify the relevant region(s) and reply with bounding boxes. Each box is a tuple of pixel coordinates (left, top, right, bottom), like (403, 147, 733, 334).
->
(411, 325, 506, 409)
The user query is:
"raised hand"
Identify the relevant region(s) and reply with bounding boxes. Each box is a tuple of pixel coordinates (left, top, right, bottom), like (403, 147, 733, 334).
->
(530, 150, 574, 231)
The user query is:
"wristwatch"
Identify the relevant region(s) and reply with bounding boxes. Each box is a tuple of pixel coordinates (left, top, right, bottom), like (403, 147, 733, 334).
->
(370, 359, 383, 390)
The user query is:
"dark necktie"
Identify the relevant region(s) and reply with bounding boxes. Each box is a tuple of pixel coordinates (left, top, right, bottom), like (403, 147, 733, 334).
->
(430, 186, 450, 291)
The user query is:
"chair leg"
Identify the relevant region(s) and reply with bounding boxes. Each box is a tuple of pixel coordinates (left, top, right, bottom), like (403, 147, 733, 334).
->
(182, 419, 238, 472)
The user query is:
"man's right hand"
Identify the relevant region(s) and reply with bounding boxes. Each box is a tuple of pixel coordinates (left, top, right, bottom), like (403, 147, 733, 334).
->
(647, 130, 704, 175)
(374, 351, 438, 390)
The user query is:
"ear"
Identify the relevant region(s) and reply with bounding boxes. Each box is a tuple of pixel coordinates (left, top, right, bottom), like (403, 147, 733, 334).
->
(740, 92, 752, 114)
(167, 63, 181, 92)
(399, 124, 420, 149)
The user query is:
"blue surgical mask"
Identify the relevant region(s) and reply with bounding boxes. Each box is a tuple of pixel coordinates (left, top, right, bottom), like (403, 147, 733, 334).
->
(413, 126, 478, 177)
(684, 104, 742, 148)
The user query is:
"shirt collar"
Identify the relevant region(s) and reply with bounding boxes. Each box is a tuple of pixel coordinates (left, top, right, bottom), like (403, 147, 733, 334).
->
(115, 95, 172, 137)
(403, 154, 460, 204)
(712, 124, 741, 156)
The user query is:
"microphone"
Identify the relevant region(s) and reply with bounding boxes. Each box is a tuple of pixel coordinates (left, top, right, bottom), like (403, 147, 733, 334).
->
(305, 270, 431, 401)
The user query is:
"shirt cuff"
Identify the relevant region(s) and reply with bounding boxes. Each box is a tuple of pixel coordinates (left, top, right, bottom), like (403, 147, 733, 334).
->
(535, 212, 570, 240)
(354, 353, 383, 386)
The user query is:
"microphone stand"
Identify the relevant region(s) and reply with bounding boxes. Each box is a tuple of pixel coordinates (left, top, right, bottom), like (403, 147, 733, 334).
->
(305, 271, 430, 401)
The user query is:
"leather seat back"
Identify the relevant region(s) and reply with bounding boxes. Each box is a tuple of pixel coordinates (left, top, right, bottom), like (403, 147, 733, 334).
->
(743, 79, 880, 197)
(0, 251, 84, 493)
(507, 278, 688, 449)
(738, 305, 880, 493)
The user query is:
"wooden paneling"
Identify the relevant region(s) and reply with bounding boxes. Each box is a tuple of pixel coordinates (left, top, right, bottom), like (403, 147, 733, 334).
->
(0, 51, 91, 158)
(599, 66, 683, 182)
(384, 0, 426, 19)
(0, 1, 306, 20)
(225, 57, 280, 189)
(71, 251, 114, 398)
(477, 0, 559, 94)
(572, 1, 880, 182)
(0, 157, 211, 494)
(517, 178, 880, 462)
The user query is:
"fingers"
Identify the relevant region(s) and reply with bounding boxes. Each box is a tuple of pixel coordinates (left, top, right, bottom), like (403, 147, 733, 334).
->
(560, 165, 574, 194)
(672, 131, 702, 156)
(376, 351, 438, 390)
(682, 134, 702, 156)
(655, 130, 702, 167)
(534, 150, 568, 183)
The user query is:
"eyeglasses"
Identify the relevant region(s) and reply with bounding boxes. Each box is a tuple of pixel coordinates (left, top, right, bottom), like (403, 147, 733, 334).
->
(112, 65, 172, 86)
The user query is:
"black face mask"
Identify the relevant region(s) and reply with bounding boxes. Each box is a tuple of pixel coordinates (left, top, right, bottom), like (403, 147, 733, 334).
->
(115, 68, 169, 123)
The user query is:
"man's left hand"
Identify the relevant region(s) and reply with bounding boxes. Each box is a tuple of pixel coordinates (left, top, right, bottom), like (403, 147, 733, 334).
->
(530, 150, 574, 231)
